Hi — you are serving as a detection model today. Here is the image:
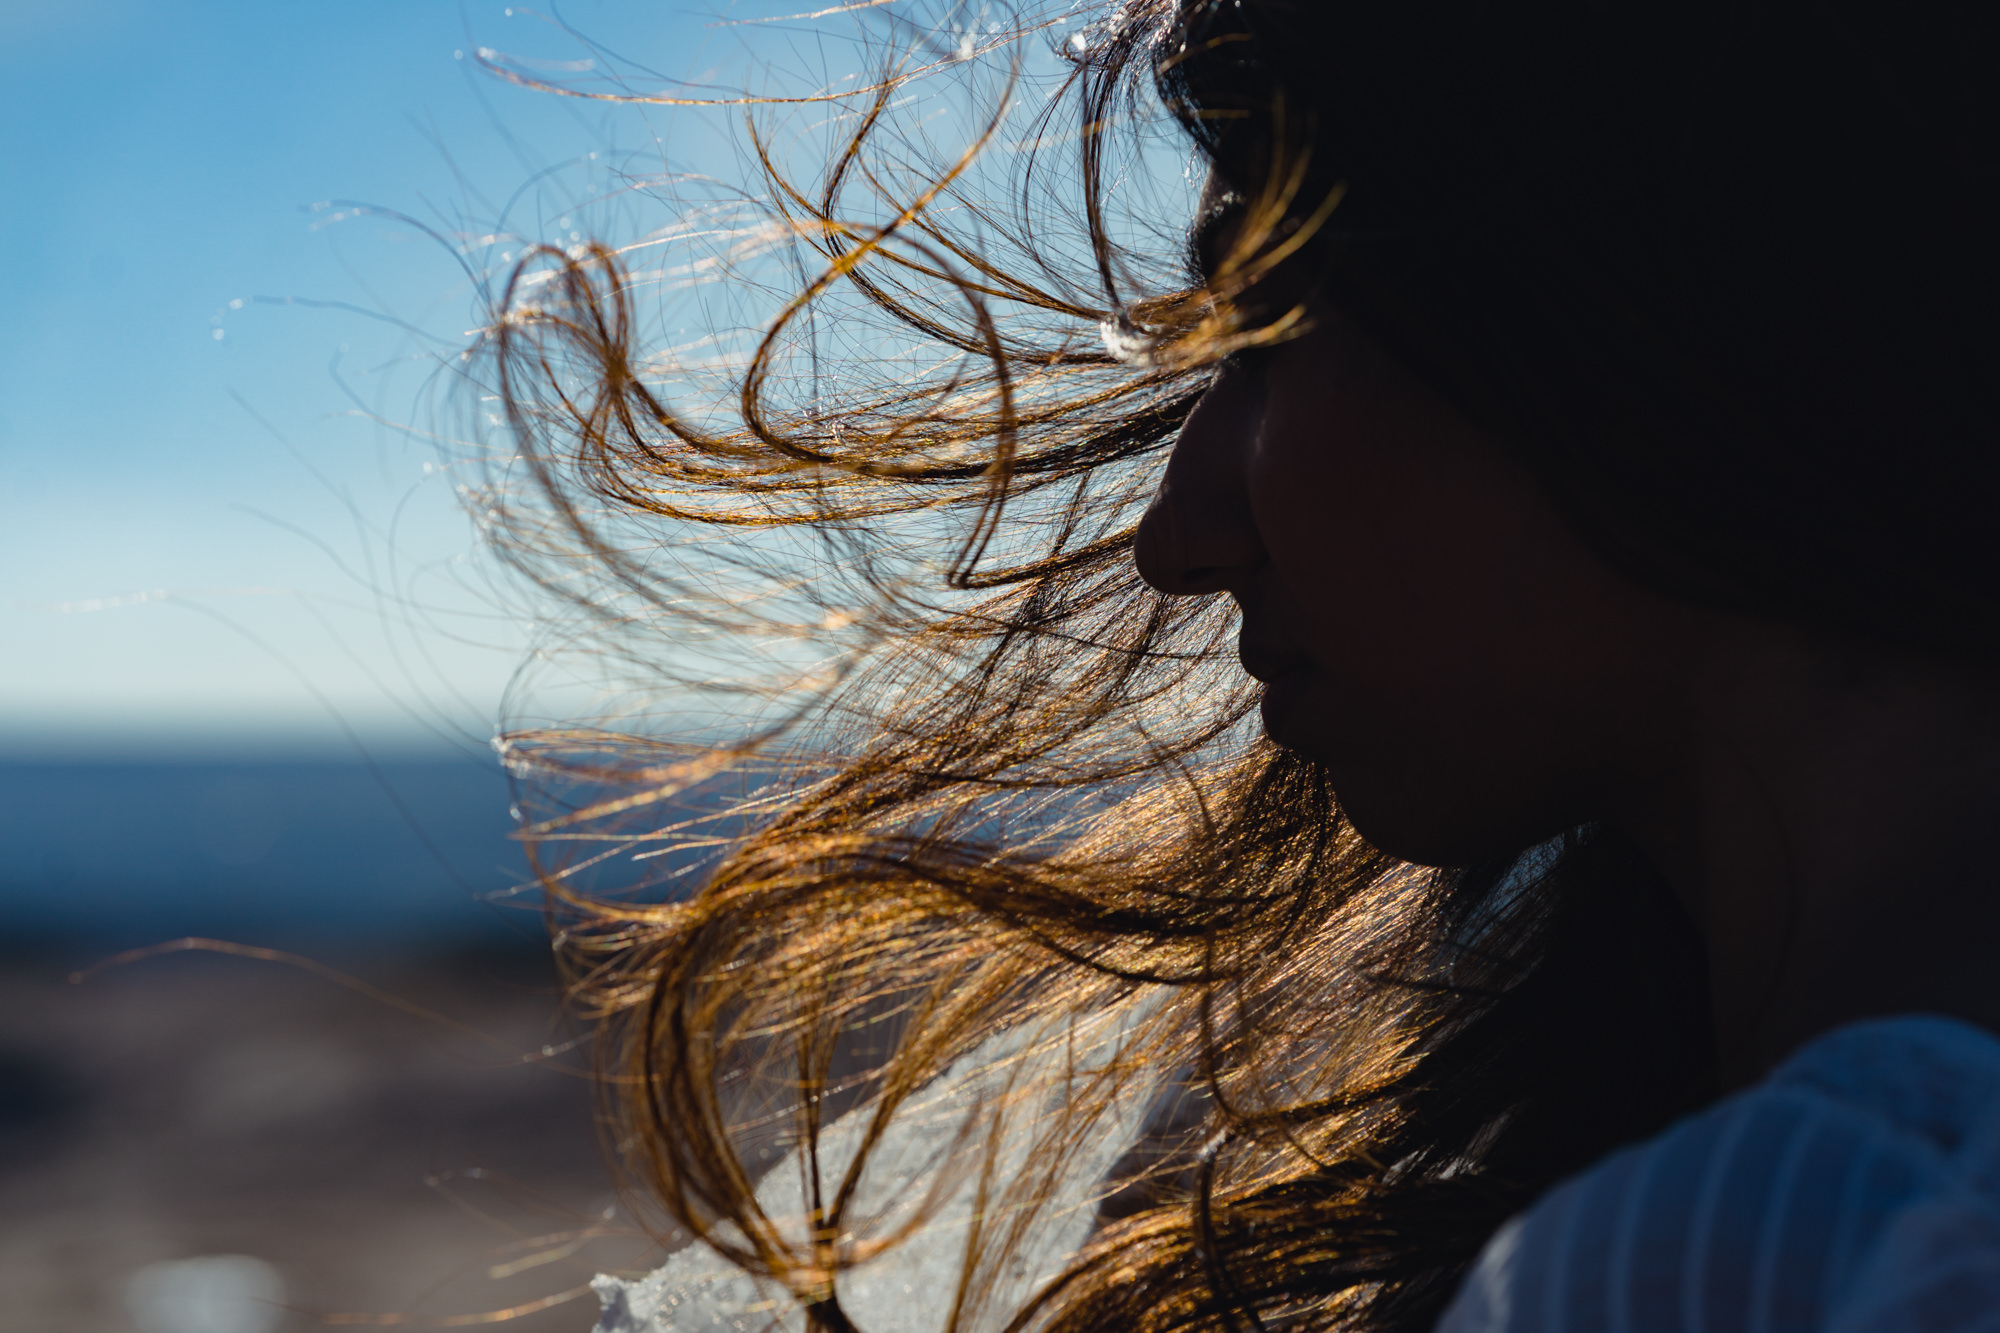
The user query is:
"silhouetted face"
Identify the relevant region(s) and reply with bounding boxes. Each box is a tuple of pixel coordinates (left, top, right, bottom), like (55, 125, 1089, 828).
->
(1133, 186, 1706, 866)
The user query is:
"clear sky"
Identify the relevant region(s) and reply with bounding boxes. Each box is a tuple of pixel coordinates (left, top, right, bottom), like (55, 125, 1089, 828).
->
(0, 0, 769, 757)
(1, 0, 1123, 761)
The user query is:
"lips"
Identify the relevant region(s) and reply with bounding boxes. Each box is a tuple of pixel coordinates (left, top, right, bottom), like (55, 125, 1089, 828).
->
(1236, 633, 1308, 686)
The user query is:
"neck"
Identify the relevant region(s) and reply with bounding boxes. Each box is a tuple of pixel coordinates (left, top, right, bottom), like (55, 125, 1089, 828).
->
(1612, 624, 2000, 1088)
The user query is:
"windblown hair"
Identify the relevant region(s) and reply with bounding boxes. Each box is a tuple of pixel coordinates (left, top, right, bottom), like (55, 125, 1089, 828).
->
(471, 1, 1998, 1329)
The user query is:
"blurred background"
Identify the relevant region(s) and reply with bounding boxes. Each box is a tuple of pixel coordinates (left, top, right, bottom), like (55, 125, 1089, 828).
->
(0, 1, 794, 1326)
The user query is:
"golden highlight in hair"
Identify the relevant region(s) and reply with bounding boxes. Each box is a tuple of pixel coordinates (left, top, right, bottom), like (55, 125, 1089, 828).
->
(464, 4, 1717, 1329)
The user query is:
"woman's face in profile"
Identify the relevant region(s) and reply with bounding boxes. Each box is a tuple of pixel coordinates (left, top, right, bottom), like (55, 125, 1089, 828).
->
(1133, 243, 1705, 866)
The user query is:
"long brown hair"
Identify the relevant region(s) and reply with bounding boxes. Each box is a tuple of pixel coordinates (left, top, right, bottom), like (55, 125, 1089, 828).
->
(466, 0, 1995, 1327)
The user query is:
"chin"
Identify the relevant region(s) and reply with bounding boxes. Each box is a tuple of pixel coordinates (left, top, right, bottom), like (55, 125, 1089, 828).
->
(1261, 689, 1562, 868)
(1255, 669, 1318, 750)
(1328, 791, 1492, 869)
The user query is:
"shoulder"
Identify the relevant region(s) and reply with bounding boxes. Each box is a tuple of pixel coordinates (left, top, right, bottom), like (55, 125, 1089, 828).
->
(1436, 1015, 2000, 1333)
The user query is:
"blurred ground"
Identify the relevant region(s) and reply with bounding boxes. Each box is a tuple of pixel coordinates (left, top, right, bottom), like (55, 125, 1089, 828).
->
(0, 942, 671, 1332)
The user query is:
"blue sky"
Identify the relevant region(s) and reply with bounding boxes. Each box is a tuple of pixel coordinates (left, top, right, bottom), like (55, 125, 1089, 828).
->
(0, 0, 1141, 760)
(0, 0, 759, 756)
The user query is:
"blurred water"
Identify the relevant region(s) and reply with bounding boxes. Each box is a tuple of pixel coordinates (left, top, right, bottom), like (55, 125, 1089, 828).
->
(0, 756, 768, 1328)
(0, 758, 533, 950)
(126, 1255, 285, 1333)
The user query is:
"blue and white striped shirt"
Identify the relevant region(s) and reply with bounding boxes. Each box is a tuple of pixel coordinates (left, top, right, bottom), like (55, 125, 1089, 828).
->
(1436, 1015, 2000, 1332)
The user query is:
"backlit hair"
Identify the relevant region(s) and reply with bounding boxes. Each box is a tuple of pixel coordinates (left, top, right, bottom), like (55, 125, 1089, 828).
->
(470, 1, 1995, 1327)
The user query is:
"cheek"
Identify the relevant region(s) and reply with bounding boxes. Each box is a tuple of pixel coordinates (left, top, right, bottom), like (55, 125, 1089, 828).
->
(1242, 388, 1659, 861)
(1247, 399, 1515, 680)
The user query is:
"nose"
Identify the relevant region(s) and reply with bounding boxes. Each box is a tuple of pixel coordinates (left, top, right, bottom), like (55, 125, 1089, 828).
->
(1133, 364, 1265, 596)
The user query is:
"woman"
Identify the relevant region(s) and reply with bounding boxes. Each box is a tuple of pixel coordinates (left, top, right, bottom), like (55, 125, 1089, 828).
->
(483, 0, 2000, 1328)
